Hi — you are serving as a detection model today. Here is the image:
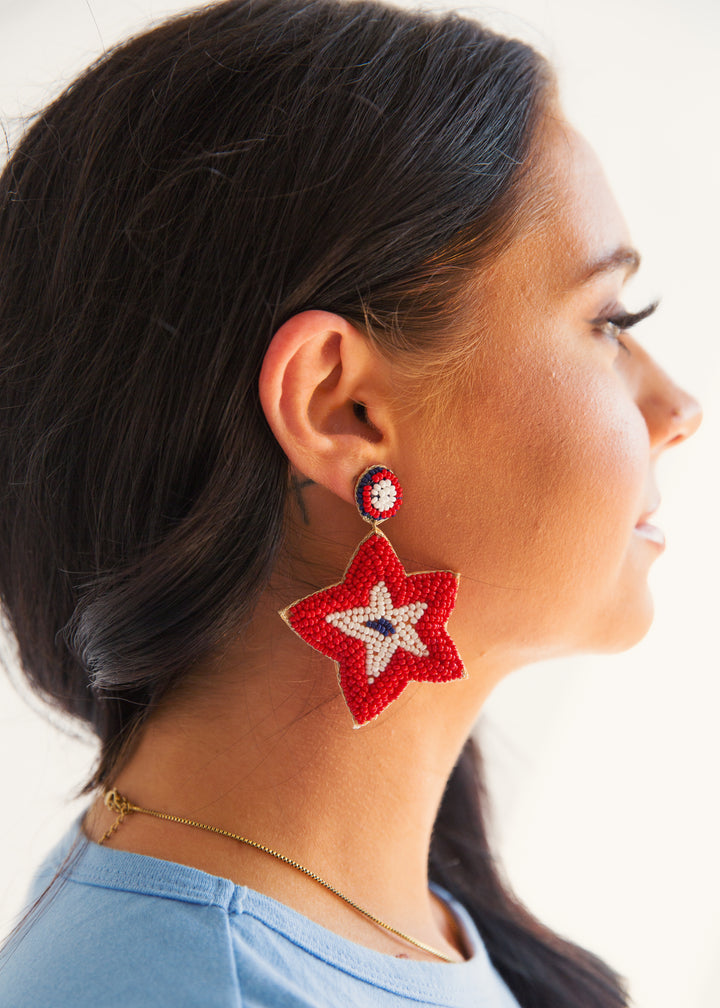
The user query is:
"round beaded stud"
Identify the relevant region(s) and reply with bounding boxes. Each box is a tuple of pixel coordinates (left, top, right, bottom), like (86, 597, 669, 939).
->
(355, 466, 403, 523)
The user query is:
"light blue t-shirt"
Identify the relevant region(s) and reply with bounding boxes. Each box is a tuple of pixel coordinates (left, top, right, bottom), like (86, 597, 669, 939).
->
(0, 817, 521, 1007)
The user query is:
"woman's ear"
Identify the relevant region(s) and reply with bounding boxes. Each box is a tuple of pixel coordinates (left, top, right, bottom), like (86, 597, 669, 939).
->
(259, 311, 398, 503)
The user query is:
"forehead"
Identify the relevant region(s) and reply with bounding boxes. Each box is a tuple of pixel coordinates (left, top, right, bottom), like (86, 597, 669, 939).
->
(482, 119, 634, 306)
(546, 121, 633, 289)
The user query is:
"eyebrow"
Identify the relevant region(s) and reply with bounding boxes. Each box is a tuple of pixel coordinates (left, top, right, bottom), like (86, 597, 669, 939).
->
(575, 246, 641, 286)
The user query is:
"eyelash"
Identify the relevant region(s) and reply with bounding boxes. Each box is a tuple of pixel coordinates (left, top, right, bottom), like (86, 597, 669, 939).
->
(590, 301, 659, 354)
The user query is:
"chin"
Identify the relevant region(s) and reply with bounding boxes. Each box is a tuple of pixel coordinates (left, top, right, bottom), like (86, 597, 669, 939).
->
(591, 587, 656, 655)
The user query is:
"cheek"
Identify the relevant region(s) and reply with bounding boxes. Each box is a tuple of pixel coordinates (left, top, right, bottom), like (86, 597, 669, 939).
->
(468, 360, 646, 559)
(532, 378, 649, 585)
(396, 356, 650, 653)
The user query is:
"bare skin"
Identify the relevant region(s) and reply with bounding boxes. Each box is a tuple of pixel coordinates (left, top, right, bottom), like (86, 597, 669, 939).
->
(85, 119, 700, 963)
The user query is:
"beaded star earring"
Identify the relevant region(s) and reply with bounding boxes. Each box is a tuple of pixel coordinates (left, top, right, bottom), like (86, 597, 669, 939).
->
(280, 465, 466, 726)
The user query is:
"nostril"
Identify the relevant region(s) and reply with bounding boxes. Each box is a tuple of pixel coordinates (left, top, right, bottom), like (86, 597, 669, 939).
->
(643, 393, 702, 447)
(683, 401, 703, 438)
(668, 396, 702, 443)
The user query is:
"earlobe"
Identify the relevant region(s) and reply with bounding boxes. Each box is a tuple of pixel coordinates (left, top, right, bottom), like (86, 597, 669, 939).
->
(258, 311, 397, 502)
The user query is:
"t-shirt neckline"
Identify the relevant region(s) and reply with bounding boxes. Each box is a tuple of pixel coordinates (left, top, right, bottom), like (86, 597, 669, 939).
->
(39, 814, 511, 1005)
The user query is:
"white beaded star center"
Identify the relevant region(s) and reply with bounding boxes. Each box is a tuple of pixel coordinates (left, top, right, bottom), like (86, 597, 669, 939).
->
(326, 581, 429, 683)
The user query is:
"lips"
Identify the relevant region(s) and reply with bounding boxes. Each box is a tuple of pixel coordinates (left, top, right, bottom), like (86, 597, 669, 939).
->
(634, 522, 665, 547)
(636, 499, 661, 527)
(635, 501, 665, 547)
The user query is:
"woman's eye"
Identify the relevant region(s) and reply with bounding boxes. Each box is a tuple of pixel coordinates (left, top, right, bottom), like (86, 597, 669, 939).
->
(593, 317, 630, 354)
(589, 300, 659, 357)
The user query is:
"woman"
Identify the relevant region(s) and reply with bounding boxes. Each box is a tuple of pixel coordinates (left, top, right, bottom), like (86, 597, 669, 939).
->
(0, 0, 701, 1005)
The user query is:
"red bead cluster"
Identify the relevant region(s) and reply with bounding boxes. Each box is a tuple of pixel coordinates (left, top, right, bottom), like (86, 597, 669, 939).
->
(280, 531, 465, 726)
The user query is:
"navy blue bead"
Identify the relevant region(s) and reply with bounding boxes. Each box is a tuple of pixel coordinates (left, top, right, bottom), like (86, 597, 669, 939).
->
(365, 617, 396, 636)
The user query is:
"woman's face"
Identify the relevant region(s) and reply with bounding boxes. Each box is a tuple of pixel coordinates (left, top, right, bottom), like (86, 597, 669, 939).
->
(391, 120, 701, 667)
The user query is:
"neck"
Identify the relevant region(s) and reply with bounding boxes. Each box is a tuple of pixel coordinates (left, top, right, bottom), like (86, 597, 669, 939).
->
(85, 582, 510, 961)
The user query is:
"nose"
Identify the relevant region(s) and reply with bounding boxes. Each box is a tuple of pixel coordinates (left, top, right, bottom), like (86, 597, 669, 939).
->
(637, 361, 702, 451)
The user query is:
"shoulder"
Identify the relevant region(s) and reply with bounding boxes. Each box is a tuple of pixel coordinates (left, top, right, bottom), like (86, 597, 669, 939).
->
(0, 823, 519, 1008)
(0, 828, 242, 1007)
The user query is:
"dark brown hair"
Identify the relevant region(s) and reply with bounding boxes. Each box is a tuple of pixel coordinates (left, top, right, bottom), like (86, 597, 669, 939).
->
(0, 2, 627, 1004)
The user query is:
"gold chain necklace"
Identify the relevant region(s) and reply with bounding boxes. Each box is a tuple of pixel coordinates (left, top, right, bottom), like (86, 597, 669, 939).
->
(100, 789, 457, 964)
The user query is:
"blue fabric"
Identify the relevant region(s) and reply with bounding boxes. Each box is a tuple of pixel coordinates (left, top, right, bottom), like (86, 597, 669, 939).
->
(0, 817, 521, 1007)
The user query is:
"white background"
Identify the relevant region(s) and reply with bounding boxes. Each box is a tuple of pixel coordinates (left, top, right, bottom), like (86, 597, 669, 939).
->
(0, 2, 718, 1006)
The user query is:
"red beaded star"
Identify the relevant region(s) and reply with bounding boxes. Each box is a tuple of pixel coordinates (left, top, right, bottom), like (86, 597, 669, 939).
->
(280, 530, 466, 726)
